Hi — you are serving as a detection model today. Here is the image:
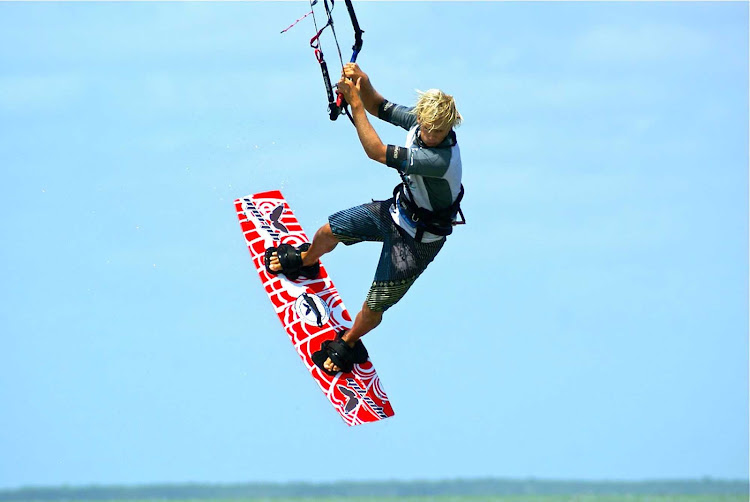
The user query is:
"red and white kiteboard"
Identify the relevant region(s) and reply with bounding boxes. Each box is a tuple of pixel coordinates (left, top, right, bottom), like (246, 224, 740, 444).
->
(234, 190, 394, 426)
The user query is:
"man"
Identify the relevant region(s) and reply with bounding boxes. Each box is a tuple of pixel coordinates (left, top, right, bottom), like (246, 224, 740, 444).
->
(265, 63, 463, 375)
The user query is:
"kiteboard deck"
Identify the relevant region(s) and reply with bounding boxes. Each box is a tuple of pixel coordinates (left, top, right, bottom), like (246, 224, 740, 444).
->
(234, 190, 394, 425)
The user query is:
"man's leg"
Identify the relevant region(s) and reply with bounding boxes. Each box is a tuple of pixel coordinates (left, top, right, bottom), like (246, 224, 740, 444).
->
(268, 223, 339, 272)
(323, 302, 383, 373)
(347, 303, 383, 340)
(321, 231, 445, 372)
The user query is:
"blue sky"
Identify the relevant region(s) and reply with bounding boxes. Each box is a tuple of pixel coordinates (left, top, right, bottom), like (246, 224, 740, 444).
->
(0, 0, 747, 489)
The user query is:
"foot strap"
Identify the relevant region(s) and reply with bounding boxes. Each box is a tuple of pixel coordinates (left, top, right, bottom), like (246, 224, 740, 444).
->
(264, 243, 320, 280)
(312, 330, 369, 375)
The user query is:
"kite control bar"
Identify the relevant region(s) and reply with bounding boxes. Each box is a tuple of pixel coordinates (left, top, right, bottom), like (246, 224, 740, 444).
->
(334, 0, 364, 117)
(285, 0, 364, 124)
(346, 0, 364, 63)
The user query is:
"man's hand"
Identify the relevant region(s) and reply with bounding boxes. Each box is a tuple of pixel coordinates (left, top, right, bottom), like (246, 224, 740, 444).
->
(337, 75, 363, 108)
(340, 63, 382, 116)
(342, 63, 370, 86)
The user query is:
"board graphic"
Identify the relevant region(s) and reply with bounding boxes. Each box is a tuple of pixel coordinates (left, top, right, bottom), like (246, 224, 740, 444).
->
(234, 190, 394, 425)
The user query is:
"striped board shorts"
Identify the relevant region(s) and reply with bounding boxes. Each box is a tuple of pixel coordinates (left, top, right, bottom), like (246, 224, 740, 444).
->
(328, 198, 445, 312)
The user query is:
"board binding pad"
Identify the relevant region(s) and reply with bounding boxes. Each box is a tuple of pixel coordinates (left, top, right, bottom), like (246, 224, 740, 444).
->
(234, 190, 394, 425)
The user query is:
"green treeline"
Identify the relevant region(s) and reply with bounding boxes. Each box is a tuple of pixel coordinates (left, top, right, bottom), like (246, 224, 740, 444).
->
(0, 479, 747, 501)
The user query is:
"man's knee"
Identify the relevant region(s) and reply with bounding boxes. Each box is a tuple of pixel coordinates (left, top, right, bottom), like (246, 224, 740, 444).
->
(316, 223, 330, 237)
(362, 301, 384, 321)
(317, 222, 338, 241)
(365, 277, 416, 314)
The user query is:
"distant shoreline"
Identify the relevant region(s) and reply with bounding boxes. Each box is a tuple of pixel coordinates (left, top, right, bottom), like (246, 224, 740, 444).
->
(1, 478, 747, 500)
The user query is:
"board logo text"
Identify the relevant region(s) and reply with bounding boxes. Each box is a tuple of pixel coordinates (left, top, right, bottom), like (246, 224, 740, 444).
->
(345, 378, 388, 419)
(243, 200, 289, 241)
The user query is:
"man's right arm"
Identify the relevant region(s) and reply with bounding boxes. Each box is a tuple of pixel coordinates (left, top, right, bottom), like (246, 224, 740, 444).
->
(342, 63, 417, 130)
(358, 78, 385, 116)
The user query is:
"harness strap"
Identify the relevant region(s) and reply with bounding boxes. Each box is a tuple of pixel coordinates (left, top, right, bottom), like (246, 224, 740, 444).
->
(393, 181, 466, 243)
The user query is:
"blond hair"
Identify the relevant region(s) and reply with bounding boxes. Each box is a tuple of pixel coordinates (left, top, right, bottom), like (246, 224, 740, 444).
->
(413, 89, 462, 131)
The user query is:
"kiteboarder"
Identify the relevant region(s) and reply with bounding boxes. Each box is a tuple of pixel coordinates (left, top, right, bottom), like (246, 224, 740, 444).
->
(266, 63, 463, 374)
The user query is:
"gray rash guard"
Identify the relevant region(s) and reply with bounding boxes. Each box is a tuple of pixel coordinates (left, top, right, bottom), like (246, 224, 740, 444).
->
(378, 99, 463, 243)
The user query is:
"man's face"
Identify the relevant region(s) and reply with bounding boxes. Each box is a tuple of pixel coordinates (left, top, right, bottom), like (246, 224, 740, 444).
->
(418, 122, 451, 147)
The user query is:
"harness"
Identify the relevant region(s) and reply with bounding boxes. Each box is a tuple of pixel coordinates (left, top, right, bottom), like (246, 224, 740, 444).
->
(393, 177, 466, 243)
(390, 128, 466, 242)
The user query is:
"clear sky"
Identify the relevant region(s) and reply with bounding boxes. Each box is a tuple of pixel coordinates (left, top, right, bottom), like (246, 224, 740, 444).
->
(0, 0, 747, 489)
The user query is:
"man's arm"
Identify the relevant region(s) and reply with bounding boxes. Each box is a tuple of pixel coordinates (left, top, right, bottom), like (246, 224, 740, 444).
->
(350, 100, 387, 164)
(339, 75, 387, 164)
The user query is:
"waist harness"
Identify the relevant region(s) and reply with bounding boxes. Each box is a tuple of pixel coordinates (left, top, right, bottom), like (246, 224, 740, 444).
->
(393, 181, 466, 243)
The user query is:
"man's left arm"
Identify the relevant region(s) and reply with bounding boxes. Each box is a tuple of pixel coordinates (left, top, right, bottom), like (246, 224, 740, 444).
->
(349, 100, 387, 164)
(340, 76, 387, 165)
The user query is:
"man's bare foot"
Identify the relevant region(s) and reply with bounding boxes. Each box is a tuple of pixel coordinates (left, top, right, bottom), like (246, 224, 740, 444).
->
(267, 251, 283, 273)
(322, 334, 358, 373)
(267, 250, 312, 273)
(323, 357, 340, 373)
